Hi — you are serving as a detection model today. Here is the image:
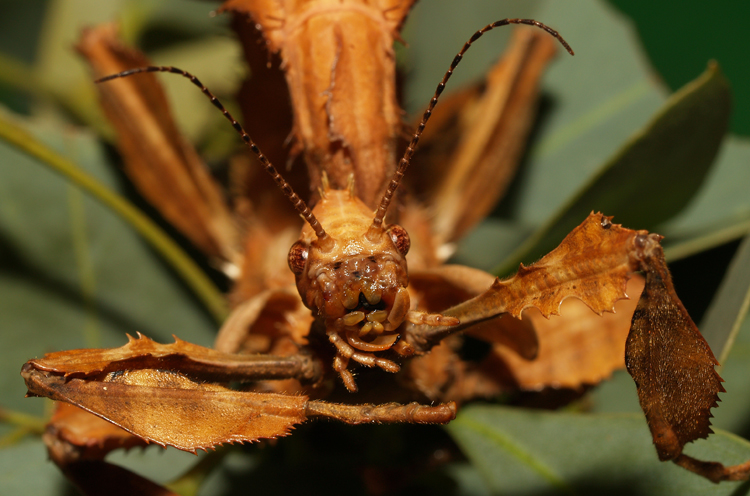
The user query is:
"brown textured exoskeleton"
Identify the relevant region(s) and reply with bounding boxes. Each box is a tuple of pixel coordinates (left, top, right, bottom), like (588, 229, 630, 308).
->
(93, 19, 572, 393)
(23, 12, 750, 490)
(287, 174, 460, 392)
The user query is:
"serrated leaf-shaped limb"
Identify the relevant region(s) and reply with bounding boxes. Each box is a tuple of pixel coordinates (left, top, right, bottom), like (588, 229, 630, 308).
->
(626, 241, 725, 461)
(22, 365, 308, 453)
(447, 212, 646, 323)
(26, 333, 320, 384)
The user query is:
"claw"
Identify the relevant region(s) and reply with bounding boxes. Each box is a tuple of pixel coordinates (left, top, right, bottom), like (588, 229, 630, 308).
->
(385, 287, 410, 331)
(342, 311, 365, 326)
(333, 355, 357, 392)
(346, 329, 398, 352)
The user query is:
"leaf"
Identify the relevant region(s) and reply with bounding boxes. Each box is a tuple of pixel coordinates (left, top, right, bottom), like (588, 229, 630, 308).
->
(0, 111, 227, 322)
(0, 440, 72, 495)
(77, 23, 239, 262)
(406, 213, 649, 354)
(626, 242, 724, 461)
(711, 315, 750, 436)
(0, 117, 217, 419)
(496, 62, 731, 275)
(660, 136, 750, 260)
(452, 214, 644, 321)
(700, 234, 750, 363)
(22, 365, 309, 452)
(26, 333, 320, 384)
(412, 28, 561, 245)
(446, 405, 750, 495)
(491, 275, 643, 390)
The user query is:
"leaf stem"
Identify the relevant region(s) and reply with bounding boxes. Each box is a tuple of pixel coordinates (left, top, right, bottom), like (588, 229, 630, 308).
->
(0, 407, 46, 435)
(0, 114, 228, 323)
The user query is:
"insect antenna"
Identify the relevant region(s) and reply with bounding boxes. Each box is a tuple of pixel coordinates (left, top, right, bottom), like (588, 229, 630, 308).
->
(96, 66, 331, 245)
(367, 18, 573, 239)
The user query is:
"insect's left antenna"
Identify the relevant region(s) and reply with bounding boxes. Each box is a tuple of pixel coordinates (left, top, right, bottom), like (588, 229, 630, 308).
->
(96, 66, 331, 244)
(367, 18, 573, 240)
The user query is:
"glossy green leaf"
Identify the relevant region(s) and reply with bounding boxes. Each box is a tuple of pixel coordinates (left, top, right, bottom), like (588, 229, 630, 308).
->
(446, 405, 750, 495)
(710, 315, 750, 438)
(494, 62, 730, 275)
(660, 136, 750, 261)
(0, 116, 217, 416)
(700, 235, 750, 363)
(0, 113, 228, 322)
(0, 440, 72, 494)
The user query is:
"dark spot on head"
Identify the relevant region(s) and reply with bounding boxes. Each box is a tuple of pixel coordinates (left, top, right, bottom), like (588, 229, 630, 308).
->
(333, 262, 342, 270)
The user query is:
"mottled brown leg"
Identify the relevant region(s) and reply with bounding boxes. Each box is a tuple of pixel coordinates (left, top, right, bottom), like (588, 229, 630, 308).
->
(673, 454, 750, 483)
(306, 400, 457, 424)
(327, 329, 400, 372)
(332, 354, 358, 392)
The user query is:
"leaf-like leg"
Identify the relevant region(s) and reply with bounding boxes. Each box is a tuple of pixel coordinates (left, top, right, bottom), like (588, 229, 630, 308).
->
(306, 399, 456, 424)
(404, 213, 645, 354)
(673, 454, 750, 483)
(24, 334, 323, 385)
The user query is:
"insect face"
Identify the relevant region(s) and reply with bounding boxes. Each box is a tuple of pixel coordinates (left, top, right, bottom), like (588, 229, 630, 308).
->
(290, 187, 411, 353)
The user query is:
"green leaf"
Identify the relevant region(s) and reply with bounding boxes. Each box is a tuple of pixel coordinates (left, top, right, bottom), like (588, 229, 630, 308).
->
(494, 62, 731, 275)
(0, 115, 217, 416)
(0, 113, 228, 322)
(0, 440, 72, 494)
(0, 113, 220, 494)
(710, 315, 750, 437)
(446, 405, 750, 495)
(659, 136, 750, 261)
(700, 235, 750, 363)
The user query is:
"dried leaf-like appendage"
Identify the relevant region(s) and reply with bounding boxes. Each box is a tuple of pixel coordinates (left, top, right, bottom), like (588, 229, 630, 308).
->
(23, 364, 309, 452)
(76, 24, 238, 262)
(22, 335, 456, 452)
(455, 213, 645, 319)
(220, 0, 415, 207)
(406, 213, 647, 352)
(626, 241, 724, 461)
(26, 333, 320, 384)
(493, 275, 644, 391)
(42, 404, 183, 496)
(45, 403, 148, 461)
(426, 28, 560, 245)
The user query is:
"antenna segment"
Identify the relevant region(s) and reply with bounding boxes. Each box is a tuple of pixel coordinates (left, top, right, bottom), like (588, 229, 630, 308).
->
(96, 66, 330, 243)
(367, 18, 573, 239)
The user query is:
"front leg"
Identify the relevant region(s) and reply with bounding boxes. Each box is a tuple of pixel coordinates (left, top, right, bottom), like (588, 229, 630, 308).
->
(326, 328, 399, 392)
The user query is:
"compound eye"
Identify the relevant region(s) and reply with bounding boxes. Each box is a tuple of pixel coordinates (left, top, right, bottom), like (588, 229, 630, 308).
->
(287, 241, 309, 275)
(386, 224, 410, 256)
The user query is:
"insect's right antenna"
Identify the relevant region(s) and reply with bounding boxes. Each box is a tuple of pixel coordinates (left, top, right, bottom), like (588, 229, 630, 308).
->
(367, 18, 573, 240)
(96, 66, 332, 247)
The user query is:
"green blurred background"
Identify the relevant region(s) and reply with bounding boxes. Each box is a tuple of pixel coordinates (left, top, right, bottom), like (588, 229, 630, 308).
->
(609, 0, 750, 136)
